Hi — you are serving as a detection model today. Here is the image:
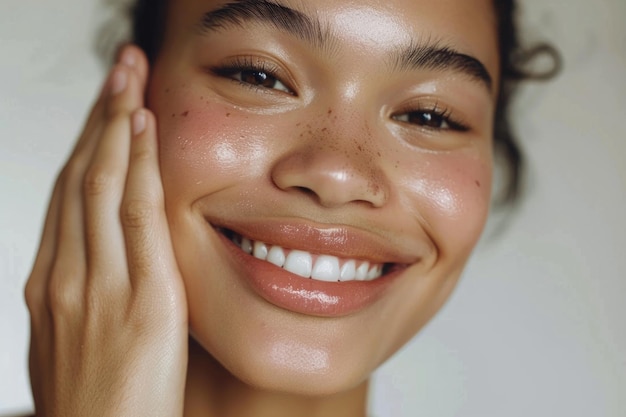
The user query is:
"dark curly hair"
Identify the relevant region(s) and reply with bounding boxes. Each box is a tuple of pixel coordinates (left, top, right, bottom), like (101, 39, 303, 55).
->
(108, 0, 559, 205)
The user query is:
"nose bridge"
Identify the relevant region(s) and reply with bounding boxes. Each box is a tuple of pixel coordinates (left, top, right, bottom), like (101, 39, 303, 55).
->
(271, 105, 389, 208)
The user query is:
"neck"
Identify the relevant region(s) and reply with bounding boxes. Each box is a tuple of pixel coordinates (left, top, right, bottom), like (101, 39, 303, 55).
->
(183, 338, 369, 417)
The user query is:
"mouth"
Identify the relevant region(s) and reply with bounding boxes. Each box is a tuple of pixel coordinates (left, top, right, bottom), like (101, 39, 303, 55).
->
(210, 223, 410, 317)
(218, 228, 390, 282)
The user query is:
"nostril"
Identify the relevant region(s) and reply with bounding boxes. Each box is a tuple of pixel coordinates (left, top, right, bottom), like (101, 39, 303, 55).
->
(295, 186, 316, 197)
(292, 185, 342, 207)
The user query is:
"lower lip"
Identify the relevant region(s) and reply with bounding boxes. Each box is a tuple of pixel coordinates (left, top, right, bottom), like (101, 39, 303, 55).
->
(216, 232, 402, 317)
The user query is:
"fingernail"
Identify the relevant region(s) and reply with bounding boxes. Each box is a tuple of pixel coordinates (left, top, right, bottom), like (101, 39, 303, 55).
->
(110, 69, 127, 95)
(120, 48, 136, 68)
(132, 110, 146, 135)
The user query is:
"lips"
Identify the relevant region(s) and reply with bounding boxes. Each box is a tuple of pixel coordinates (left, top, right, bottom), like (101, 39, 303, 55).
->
(210, 220, 412, 317)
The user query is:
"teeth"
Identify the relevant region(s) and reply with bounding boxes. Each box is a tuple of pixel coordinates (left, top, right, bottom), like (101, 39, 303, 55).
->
(253, 241, 268, 260)
(355, 262, 370, 281)
(284, 250, 313, 278)
(311, 255, 340, 282)
(229, 232, 384, 282)
(367, 265, 381, 281)
(267, 246, 286, 267)
(241, 237, 253, 254)
(340, 260, 356, 281)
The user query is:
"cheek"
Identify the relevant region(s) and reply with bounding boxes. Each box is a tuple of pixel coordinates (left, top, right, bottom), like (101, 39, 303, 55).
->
(152, 91, 272, 203)
(396, 150, 492, 257)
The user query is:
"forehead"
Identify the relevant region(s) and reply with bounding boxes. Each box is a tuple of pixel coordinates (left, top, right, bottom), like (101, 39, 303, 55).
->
(163, 0, 500, 81)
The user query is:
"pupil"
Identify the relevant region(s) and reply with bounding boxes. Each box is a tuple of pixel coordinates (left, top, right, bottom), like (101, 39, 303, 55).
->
(414, 112, 441, 128)
(242, 70, 273, 88)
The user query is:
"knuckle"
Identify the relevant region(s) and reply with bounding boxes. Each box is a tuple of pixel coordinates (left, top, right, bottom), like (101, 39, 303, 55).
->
(83, 166, 115, 197)
(131, 147, 152, 163)
(121, 199, 155, 229)
(47, 268, 82, 316)
(24, 278, 43, 315)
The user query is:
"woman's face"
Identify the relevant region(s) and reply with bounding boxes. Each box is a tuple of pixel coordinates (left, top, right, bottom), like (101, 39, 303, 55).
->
(149, 0, 499, 394)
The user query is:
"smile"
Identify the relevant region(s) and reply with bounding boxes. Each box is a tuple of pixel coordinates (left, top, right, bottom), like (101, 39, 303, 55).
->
(210, 222, 410, 317)
(223, 229, 385, 282)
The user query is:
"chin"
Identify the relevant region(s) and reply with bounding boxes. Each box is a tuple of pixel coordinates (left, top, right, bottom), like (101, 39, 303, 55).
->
(193, 328, 373, 396)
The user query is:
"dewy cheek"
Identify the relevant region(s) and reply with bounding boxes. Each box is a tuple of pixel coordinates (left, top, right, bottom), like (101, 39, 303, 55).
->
(418, 182, 460, 215)
(158, 96, 272, 191)
(399, 151, 492, 252)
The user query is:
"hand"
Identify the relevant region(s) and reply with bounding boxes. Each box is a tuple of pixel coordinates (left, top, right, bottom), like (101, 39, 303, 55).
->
(24, 45, 188, 417)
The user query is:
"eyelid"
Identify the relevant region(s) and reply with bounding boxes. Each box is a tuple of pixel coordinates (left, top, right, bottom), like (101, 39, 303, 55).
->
(392, 99, 471, 132)
(210, 55, 297, 96)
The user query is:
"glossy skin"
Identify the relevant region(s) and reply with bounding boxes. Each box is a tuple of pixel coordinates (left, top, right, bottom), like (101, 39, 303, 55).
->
(24, 0, 500, 416)
(151, 0, 497, 398)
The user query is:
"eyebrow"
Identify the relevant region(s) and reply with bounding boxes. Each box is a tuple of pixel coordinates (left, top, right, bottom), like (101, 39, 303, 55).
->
(390, 41, 493, 91)
(198, 0, 337, 53)
(198, 0, 493, 92)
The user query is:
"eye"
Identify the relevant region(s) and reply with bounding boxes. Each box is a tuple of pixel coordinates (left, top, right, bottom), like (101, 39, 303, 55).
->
(392, 106, 469, 132)
(212, 57, 294, 95)
(230, 69, 292, 93)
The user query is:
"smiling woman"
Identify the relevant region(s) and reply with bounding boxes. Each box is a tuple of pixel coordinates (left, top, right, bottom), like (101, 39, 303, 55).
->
(20, 0, 558, 416)
(148, 0, 498, 397)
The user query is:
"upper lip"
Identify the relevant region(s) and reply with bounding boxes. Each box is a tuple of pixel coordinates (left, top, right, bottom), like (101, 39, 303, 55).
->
(207, 216, 424, 265)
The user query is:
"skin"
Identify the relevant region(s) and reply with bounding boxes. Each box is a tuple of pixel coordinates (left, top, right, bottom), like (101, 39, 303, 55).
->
(25, 0, 499, 416)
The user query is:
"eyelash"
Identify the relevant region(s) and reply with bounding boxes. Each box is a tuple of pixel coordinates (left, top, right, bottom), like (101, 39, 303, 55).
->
(211, 57, 294, 95)
(392, 103, 470, 132)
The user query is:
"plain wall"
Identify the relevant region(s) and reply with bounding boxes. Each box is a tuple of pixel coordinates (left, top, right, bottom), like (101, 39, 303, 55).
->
(1, 0, 624, 415)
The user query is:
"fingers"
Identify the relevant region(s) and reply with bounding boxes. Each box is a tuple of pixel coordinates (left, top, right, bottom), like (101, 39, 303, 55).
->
(82, 47, 148, 294)
(67, 44, 149, 165)
(115, 43, 150, 93)
(25, 44, 151, 319)
(122, 109, 181, 297)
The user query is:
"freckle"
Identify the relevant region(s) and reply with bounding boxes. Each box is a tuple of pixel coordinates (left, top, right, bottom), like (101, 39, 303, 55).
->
(181, 111, 189, 117)
(357, 145, 363, 152)
(322, 127, 327, 132)
(296, 122, 301, 127)
(226, 113, 231, 117)
(171, 113, 176, 117)
(200, 96, 204, 100)
(475, 180, 481, 187)
(327, 108, 333, 115)
(165, 88, 170, 93)
(377, 152, 381, 157)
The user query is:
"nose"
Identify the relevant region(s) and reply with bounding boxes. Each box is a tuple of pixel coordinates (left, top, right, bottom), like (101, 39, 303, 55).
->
(271, 123, 389, 209)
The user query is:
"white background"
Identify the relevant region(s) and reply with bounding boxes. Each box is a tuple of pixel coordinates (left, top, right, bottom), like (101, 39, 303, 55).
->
(1, 0, 625, 416)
